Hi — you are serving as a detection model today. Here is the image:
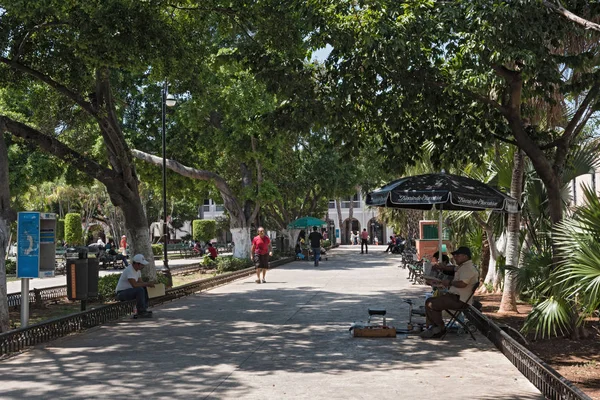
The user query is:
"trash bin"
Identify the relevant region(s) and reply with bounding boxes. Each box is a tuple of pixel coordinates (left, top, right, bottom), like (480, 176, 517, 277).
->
(66, 247, 88, 301)
(87, 254, 99, 298)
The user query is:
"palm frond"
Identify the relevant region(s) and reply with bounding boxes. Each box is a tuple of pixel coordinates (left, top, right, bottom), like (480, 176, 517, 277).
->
(523, 297, 572, 339)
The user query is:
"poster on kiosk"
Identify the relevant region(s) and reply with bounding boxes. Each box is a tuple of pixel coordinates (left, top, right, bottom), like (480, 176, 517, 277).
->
(17, 212, 57, 279)
(17, 212, 40, 279)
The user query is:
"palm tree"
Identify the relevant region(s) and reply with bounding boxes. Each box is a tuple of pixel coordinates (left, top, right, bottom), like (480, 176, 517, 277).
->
(524, 186, 600, 339)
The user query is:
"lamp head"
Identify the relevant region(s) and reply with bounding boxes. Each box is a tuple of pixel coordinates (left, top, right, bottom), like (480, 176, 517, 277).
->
(166, 94, 176, 107)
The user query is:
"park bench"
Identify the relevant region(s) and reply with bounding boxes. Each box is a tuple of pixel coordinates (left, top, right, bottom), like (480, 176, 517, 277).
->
(214, 242, 233, 253)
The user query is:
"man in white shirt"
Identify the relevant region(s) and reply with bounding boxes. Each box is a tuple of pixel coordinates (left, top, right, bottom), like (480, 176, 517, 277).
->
(420, 246, 479, 339)
(116, 254, 155, 317)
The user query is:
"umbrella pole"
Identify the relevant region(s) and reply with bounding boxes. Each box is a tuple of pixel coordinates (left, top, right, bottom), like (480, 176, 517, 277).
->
(438, 206, 443, 259)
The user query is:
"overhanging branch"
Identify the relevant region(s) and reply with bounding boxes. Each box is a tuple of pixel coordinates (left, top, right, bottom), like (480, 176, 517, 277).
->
(131, 149, 246, 223)
(492, 134, 518, 147)
(543, 0, 600, 31)
(0, 57, 95, 115)
(1, 116, 115, 184)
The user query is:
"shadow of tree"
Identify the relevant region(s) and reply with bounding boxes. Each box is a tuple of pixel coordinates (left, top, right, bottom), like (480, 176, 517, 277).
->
(0, 248, 543, 399)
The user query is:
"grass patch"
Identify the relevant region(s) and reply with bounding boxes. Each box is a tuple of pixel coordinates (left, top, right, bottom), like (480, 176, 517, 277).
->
(172, 270, 216, 287)
(9, 300, 108, 330)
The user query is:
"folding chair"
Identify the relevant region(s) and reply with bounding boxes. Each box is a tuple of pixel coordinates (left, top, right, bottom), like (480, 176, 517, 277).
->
(440, 282, 479, 340)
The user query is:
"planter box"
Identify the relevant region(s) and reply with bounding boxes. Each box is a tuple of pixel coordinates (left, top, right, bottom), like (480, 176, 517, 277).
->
(353, 325, 396, 338)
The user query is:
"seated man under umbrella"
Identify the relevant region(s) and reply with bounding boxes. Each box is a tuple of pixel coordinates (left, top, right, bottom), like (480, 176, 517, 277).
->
(420, 246, 478, 339)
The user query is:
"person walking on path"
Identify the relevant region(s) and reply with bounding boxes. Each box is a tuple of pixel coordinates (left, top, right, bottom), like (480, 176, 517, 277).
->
(250, 227, 272, 283)
(308, 226, 323, 267)
(360, 228, 369, 254)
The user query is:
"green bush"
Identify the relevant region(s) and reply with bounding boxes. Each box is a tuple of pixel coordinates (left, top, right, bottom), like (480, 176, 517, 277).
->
(64, 213, 82, 245)
(98, 273, 170, 301)
(5, 259, 16, 275)
(98, 274, 120, 301)
(216, 256, 252, 274)
(155, 274, 169, 286)
(201, 255, 217, 267)
(322, 239, 331, 248)
(192, 220, 216, 242)
(57, 219, 65, 242)
(151, 244, 163, 256)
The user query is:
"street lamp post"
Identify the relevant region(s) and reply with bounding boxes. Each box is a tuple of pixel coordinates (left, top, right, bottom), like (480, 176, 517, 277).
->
(162, 82, 176, 272)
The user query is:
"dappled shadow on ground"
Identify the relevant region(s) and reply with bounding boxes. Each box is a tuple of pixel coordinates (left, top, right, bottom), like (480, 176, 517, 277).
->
(0, 248, 541, 399)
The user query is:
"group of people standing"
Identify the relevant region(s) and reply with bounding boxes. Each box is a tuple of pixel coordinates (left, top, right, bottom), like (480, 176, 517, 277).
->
(349, 229, 373, 254)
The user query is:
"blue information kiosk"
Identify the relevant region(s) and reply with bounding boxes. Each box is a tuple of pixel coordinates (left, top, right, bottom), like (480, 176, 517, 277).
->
(17, 212, 57, 327)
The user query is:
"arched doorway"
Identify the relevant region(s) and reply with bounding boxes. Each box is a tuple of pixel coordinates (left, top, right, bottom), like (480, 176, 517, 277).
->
(368, 218, 384, 245)
(343, 218, 360, 244)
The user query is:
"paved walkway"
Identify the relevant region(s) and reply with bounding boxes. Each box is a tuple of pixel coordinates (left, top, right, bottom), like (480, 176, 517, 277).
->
(0, 246, 542, 399)
(7, 258, 205, 293)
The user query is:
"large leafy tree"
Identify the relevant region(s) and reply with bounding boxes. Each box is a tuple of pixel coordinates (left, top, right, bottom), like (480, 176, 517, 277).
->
(313, 0, 600, 230)
(0, 0, 216, 282)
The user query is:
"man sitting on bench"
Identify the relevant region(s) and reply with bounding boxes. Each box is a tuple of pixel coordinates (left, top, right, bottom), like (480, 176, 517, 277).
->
(115, 254, 155, 318)
(420, 246, 478, 339)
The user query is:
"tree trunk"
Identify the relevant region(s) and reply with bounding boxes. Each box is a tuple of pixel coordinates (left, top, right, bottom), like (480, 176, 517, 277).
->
(473, 214, 501, 294)
(107, 187, 156, 280)
(0, 217, 10, 332)
(478, 233, 490, 292)
(499, 150, 525, 312)
(231, 227, 251, 259)
(131, 149, 260, 259)
(0, 132, 15, 332)
(335, 198, 343, 244)
(482, 255, 497, 290)
(280, 228, 299, 252)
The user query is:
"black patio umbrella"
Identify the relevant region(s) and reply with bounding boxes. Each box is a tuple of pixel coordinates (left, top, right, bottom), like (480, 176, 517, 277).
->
(366, 172, 519, 257)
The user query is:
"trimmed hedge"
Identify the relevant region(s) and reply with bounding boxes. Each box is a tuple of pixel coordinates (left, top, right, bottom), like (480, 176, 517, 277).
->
(192, 220, 216, 242)
(64, 213, 82, 245)
(98, 272, 169, 301)
(215, 256, 252, 274)
(5, 259, 16, 275)
(98, 274, 120, 301)
(151, 244, 163, 256)
(56, 219, 65, 242)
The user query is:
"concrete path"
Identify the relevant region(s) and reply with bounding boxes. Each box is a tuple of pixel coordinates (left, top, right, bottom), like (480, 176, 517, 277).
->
(0, 246, 542, 399)
(7, 257, 205, 293)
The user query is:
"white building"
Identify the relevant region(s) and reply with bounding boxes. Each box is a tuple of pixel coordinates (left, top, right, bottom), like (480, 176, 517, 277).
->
(194, 194, 391, 245)
(570, 170, 599, 207)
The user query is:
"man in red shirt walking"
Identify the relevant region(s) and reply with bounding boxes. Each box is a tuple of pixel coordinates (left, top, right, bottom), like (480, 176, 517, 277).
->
(360, 228, 369, 254)
(250, 227, 272, 283)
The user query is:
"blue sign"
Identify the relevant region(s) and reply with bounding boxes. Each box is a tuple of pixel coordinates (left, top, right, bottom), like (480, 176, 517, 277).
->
(17, 212, 40, 279)
(335, 228, 340, 238)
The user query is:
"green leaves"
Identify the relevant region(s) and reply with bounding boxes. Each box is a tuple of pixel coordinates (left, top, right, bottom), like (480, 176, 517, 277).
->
(523, 186, 600, 337)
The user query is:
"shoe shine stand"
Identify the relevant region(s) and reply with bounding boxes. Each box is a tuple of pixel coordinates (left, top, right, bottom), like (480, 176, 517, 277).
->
(349, 300, 426, 337)
(349, 308, 396, 337)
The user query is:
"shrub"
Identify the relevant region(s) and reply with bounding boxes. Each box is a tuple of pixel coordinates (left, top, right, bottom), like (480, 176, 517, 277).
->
(192, 220, 216, 242)
(201, 255, 217, 268)
(151, 244, 163, 256)
(64, 213, 82, 245)
(322, 239, 331, 248)
(155, 273, 169, 286)
(216, 256, 252, 274)
(5, 259, 16, 275)
(57, 219, 65, 242)
(97, 274, 120, 301)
